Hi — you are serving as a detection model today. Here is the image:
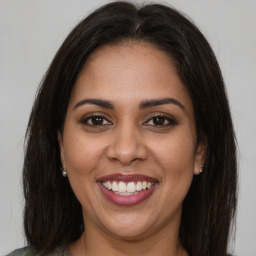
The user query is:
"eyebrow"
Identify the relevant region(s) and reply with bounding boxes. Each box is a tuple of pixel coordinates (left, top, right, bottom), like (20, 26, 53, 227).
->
(73, 99, 115, 110)
(73, 98, 185, 111)
(139, 98, 185, 110)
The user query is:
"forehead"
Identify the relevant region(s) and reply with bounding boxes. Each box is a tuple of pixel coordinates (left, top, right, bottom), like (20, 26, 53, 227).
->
(70, 41, 193, 112)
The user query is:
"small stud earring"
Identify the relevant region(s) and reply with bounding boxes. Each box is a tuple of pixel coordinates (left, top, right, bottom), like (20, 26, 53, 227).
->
(61, 166, 68, 177)
(199, 164, 204, 173)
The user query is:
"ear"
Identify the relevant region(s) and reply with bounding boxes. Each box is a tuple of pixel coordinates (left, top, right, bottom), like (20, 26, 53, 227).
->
(194, 138, 207, 175)
(57, 131, 65, 166)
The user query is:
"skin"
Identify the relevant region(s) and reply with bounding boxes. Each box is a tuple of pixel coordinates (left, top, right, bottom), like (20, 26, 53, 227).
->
(58, 42, 206, 256)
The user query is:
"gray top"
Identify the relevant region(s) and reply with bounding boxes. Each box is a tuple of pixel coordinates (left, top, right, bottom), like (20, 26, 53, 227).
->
(5, 246, 71, 256)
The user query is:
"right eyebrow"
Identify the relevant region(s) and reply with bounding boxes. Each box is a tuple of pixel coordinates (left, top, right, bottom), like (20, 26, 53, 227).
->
(139, 98, 185, 111)
(73, 99, 115, 111)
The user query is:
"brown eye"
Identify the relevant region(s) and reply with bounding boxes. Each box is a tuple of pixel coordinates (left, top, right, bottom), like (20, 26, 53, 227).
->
(144, 114, 178, 127)
(80, 115, 111, 126)
(91, 116, 104, 125)
(152, 116, 165, 125)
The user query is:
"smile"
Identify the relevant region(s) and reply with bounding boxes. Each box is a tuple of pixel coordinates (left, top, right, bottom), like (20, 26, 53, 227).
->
(97, 174, 158, 206)
(102, 181, 155, 195)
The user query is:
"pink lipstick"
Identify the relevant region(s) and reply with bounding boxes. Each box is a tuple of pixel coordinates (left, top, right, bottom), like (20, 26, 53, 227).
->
(97, 174, 158, 206)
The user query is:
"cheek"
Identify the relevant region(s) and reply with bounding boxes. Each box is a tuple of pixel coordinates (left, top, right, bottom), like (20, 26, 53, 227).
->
(154, 131, 196, 172)
(152, 129, 196, 196)
(62, 134, 106, 207)
(63, 132, 105, 180)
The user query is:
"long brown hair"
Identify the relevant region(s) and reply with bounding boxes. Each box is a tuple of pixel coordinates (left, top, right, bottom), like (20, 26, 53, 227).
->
(23, 2, 237, 255)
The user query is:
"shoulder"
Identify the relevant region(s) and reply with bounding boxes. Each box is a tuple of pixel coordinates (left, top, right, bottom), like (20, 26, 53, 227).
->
(5, 246, 71, 256)
(5, 246, 36, 256)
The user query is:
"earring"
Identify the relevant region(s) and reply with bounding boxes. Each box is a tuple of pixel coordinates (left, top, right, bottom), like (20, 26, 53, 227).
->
(199, 164, 204, 173)
(61, 166, 68, 177)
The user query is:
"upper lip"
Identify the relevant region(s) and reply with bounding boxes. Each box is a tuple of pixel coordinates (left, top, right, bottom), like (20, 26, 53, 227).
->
(96, 173, 158, 183)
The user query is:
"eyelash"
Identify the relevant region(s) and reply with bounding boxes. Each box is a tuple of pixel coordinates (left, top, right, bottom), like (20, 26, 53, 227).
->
(144, 113, 178, 127)
(80, 113, 178, 128)
(80, 114, 112, 127)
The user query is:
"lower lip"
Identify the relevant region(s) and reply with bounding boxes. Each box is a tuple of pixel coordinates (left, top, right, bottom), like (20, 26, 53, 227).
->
(98, 182, 156, 206)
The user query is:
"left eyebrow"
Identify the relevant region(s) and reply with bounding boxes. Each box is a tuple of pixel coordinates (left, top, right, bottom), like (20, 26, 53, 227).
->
(73, 99, 115, 110)
(139, 98, 185, 111)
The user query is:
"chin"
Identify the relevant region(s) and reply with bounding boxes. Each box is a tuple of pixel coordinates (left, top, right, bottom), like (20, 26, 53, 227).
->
(93, 210, 155, 239)
(105, 223, 152, 240)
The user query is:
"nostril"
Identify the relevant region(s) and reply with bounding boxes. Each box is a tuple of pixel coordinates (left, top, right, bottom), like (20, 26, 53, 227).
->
(106, 141, 147, 165)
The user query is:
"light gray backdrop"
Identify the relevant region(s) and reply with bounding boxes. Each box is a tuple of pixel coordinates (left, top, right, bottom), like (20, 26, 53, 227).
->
(1, 0, 255, 255)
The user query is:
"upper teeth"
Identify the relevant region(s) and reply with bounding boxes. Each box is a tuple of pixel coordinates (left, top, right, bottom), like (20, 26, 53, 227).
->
(102, 181, 154, 194)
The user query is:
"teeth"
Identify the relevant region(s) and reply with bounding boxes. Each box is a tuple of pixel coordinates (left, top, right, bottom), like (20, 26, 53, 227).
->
(118, 182, 126, 193)
(136, 181, 142, 191)
(101, 180, 155, 194)
(112, 181, 118, 192)
(107, 181, 112, 190)
(115, 191, 139, 195)
(147, 182, 152, 189)
(127, 182, 136, 193)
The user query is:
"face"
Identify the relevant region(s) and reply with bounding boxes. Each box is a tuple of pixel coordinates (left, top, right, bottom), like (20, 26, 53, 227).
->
(58, 42, 205, 240)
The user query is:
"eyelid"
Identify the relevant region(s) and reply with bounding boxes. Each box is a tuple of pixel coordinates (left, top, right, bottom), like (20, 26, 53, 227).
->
(80, 112, 113, 126)
(143, 112, 178, 126)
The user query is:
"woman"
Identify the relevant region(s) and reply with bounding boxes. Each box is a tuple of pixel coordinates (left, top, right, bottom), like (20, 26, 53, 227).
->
(8, 1, 237, 256)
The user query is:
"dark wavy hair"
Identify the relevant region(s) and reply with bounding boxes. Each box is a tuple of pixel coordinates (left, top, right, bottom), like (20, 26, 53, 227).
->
(23, 1, 237, 255)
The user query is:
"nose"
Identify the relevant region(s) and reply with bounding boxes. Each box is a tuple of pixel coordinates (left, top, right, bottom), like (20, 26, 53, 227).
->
(106, 126, 147, 165)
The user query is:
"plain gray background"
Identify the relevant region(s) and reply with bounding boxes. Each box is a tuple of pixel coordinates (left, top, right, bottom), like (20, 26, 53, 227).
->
(1, 0, 256, 255)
